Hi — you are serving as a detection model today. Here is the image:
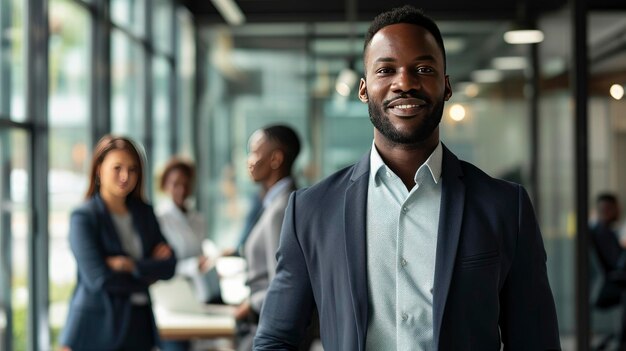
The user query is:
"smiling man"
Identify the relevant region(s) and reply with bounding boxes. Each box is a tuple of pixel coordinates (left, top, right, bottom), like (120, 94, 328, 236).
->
(254, 6, 560, 351)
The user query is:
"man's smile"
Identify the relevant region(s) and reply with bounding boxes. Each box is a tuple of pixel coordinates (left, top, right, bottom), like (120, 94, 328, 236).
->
(386, 97, 428, 117)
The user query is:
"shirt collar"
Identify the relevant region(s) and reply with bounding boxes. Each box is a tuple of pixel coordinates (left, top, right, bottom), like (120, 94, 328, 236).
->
(369, 140, 443, 186)
(263, 177, 293, 208)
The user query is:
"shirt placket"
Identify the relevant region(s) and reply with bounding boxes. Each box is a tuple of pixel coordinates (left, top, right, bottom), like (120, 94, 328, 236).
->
(396, 183, 417, 350)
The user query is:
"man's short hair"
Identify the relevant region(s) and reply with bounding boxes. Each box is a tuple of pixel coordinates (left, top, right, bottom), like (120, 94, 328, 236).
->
(262, 125, 301, 171)
(363, 5, 446, 71)
(597, 192, 618, 205)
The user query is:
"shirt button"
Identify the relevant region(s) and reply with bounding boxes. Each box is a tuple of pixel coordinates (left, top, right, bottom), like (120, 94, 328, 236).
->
(401, 258, 407, 267)
(386, 171, 392, 178)
(401, 313, 408, 321)
(402, 206, 408, 213)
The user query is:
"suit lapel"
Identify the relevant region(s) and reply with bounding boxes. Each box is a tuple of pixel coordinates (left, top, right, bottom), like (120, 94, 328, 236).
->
(93, 194, 124, 253)
(432, 145, 465, 349)
(343, 153, 370, 351)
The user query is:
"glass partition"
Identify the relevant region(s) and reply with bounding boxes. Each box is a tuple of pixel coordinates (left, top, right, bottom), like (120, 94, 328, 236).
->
(111, 29, 145, 143)
(152, 56, 172, 200)
(110, 0, 145, 37)
(587, 10, 626, 346)
(48, 0, 91, 347)
(152, 0, 173, 55)
(0, 0, 26, 121)
(176, 8, 195, 157)
(0, 129, 32, 351)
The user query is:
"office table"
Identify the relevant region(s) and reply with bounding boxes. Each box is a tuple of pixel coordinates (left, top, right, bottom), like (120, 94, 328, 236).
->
(155, 305, 236, 341)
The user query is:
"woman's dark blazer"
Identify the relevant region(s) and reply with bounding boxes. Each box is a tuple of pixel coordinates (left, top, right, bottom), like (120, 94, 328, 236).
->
(60, 193, 177, 350)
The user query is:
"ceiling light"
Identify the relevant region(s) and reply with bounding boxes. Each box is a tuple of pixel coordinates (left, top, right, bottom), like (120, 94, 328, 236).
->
(449, 104, 466, 122)
(211, 0, 245, 26)
(471, 69, 503, 83)
(335, 68, 358, 97)
(610, 84, 624, 100)
(492, 57, 527, 70)
(504, 29, 544, 44)
(456, 82, 479, 98)
(464, 83, 479, 98)
(443, 37, 466, 54)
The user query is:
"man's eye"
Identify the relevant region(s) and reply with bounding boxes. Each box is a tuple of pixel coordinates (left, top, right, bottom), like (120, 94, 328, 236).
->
(376, 68, 394, 74)
(417, 67, 434, 73)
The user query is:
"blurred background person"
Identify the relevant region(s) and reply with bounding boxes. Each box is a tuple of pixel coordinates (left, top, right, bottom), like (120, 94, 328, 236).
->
(156, 157, 222, 351)
(234, 125, 301, 350)
(59, 135, 176, 351)
(156, 157, 221, 302)
(589, 192, 626, 350)
(591, 193, 625, 273)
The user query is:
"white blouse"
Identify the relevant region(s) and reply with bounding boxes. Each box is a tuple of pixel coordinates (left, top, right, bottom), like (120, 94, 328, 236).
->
(156, 199, 215, 277)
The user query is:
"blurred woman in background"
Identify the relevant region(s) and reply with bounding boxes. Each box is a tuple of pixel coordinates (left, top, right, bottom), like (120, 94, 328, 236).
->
(156, 157, 220, 303)
(60, 135, 176, 351)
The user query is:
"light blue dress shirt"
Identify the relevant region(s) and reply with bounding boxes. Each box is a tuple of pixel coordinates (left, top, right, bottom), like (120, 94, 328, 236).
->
(365, 141, 442, 351)
(263, 176, 293, 209)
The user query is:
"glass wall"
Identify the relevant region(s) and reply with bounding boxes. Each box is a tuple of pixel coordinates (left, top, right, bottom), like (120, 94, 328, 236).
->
(0, 0, 26, 121)
(176, 8, 196, 157)
(48, 1, 91, 346)
(586, 10, 626, 347)
(0, 1, 30, 350)
(201, 26, 311, 247)
(111, 29, 145, 143)
(0, 0, 190, 348)
(152, 56, 172, 200)
(0, 130, 31, 351)
(110, 0, 145, 36)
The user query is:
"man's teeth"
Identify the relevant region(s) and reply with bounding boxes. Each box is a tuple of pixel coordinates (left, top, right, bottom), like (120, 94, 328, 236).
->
(393, 104, 421, 109)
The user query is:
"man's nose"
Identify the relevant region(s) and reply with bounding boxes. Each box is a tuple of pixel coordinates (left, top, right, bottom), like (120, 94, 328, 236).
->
(393, 69, 419, 92)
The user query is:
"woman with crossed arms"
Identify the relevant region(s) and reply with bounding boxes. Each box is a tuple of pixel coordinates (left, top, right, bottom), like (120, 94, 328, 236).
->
(60, 135, 176, 351)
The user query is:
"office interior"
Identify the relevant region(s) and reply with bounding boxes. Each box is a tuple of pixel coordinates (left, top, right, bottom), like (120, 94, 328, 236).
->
(0, 0, 625, 350)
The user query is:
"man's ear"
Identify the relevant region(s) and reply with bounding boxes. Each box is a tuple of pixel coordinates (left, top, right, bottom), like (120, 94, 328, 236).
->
(358, 78, 368, 102)
(444, 75, 452, 101)
(270, 149, 285, 170)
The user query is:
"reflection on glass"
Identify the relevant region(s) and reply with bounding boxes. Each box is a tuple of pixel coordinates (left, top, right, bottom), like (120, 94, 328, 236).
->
(587, 11, 626, 343)
(111, 29, 145, 142)
(202, 37, 310, 247)
(0, 129, 30, 351)
(48, 0, 91, 348)
(152, 57, 171, 200)
(152, 0, 172, 54)
(0, 0, 26, 120)
(177, 8, 195, 157)
(110, 0, 145, 37)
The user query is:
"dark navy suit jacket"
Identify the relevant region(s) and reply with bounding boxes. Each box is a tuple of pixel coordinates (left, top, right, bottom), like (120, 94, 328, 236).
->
(254, 145, 560, 350)
(60, 194, 176, 350)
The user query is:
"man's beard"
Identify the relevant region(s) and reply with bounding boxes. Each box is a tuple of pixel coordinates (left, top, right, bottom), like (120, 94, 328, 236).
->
(368, 95, 445, 145)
